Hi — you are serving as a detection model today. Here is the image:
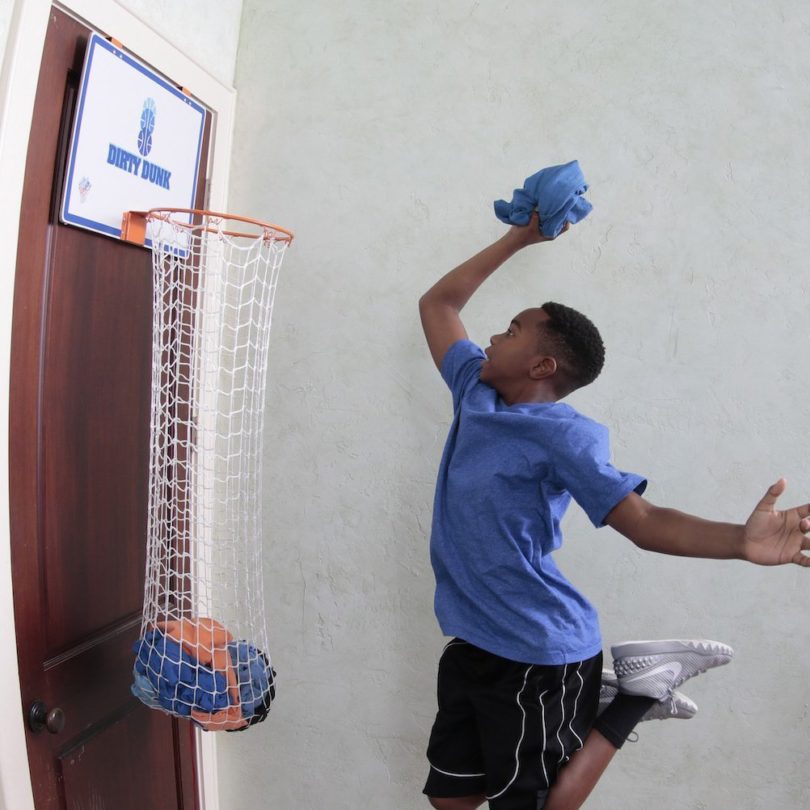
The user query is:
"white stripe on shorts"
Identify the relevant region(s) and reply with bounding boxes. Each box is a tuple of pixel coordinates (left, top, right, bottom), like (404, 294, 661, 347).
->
(568, 663, 585, 752)
(557, 662, 586, 762)
(486, 666, 534, 801)
(555, 663, 569, 763)
(429, 763, 486, 779)
(538, 688, 550, 787)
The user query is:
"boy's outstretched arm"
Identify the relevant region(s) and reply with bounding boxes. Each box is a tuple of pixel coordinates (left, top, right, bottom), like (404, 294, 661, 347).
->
(606, 478, 810, 566)
(418, 213, 566, 369)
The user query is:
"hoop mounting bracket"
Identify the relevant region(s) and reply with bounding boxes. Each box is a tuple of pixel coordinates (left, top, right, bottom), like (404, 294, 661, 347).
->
(121, 211, 148, 245)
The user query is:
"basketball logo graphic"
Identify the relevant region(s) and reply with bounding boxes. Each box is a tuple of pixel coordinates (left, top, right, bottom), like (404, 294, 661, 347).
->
(138, 98, 157, 157)
(78, 176, 91, 202)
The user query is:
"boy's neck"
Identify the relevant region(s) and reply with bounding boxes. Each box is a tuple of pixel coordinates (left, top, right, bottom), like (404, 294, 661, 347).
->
(497, 381, 560, 406)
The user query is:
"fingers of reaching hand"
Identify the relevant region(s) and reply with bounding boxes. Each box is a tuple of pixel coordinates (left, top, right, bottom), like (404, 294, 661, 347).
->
(756, 478, 787, 511)
(546, 220, 570, 241)
(795, 528, 810, 566)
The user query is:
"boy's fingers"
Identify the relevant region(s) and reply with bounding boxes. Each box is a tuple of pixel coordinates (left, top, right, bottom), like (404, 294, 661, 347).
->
(755, 478, 786, 511)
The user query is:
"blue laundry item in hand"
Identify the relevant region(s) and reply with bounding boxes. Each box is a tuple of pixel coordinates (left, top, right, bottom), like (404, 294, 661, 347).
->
(494, 161, 593, 238)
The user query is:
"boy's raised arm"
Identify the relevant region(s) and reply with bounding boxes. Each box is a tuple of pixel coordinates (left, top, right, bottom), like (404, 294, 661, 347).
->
(418, 213, 565, 370)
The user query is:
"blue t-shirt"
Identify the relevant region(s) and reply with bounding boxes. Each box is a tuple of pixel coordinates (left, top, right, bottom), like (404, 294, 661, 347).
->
(430, 340, 647, 665)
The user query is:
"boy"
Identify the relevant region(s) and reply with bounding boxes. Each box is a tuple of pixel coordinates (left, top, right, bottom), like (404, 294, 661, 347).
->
(418, 213, 810, 809)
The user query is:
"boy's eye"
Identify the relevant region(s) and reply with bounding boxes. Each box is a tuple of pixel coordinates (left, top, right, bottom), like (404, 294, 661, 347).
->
(506, 327, 514, 336)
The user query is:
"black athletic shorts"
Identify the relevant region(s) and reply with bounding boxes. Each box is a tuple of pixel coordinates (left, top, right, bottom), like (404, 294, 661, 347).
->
(423, 639, 602, 810)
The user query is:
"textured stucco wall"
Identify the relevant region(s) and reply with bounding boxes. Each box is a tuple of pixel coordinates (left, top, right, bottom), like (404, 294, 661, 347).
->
(224, 2, 810, 808)
(115, 0, 243, 86)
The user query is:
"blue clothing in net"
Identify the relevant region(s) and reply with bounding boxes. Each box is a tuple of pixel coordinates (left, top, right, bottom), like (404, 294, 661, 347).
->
(430, 340, 646, 665)
(131, 629, 275, 729)
(132, 629, 230, 717)
(493, 161, 593, 238)
(227, 639, 274, 720)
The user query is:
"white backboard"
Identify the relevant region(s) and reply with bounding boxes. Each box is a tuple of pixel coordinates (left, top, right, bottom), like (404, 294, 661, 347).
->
(61, 32, 206, 243)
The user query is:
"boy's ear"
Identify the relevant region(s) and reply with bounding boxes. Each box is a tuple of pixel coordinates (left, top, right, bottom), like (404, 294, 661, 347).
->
(529, 356, 557, 380)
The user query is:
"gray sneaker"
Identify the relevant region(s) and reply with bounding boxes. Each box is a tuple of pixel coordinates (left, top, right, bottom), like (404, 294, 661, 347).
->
(598, 669, 698, 720)
(611, 639, 734, 700)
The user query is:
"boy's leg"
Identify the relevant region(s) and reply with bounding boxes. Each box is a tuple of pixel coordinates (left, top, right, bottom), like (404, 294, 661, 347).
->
(542, 638, 734, 810)
(544, 728, 617, 810)
(474, 654, 602, 810)
(423, 640, 489, 804)
(542, 693, 666, 810)
(424, 642, 602, 810)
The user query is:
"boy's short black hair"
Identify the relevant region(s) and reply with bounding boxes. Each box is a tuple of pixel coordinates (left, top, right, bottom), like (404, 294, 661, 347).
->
(538, 301, 605, 395)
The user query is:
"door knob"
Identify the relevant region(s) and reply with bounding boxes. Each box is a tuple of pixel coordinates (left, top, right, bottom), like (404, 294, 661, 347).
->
(28, 700, 65, 734)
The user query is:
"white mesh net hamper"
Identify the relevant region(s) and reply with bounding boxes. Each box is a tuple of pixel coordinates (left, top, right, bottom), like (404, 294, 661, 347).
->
(124, 209, 293, 732)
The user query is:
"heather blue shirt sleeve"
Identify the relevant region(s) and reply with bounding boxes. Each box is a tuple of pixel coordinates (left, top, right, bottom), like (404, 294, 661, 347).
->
(440, 340, 486, 410)
(551, 420, 647, 527)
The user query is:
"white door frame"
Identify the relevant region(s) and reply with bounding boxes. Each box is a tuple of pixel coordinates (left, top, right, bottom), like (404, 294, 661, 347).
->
(0, 2, 235, 807)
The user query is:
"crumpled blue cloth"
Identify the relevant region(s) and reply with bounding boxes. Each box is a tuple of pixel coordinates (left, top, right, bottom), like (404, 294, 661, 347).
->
(132, 630, 230, 718)
(131, 629, 275, 730)
(494, 161, 593, 238)
(131, 669, 164, 710)
(228, 639, 275, 721)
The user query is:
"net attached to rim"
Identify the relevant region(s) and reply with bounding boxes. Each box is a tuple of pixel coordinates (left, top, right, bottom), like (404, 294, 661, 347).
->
(129, 209, 292, 732)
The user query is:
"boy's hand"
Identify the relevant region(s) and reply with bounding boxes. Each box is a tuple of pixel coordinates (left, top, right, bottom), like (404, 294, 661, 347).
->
(742, 478, 810, 566)
(505, 212, 570, 248)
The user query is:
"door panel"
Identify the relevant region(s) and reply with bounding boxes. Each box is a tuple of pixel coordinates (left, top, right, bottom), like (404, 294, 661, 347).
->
(42, 224, 151, 650)
(11, 8, 207, 807)
(59, 707, 184, 810)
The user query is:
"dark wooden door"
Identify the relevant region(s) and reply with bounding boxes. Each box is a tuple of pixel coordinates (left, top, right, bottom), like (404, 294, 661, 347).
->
(11, 9, 208, 808)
